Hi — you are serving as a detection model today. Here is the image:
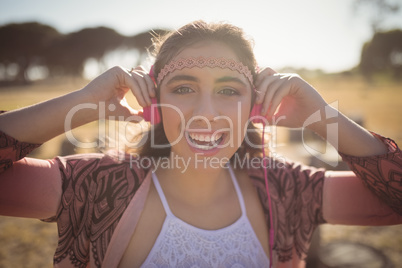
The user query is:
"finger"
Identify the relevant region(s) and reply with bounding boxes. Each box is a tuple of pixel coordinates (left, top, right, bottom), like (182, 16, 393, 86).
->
(257, 67, 277, 76)
(255, 75, 278, 104)
(267, 83, 290, 118)
(133, 67, 156, 99)
(260, 77, 284, 116)
(134, 65, 145, 71)
(130, 70, 152, 106)
(254, 67, 278, 86)
(137, 73, 156, 102)
(143, 72, 156, 98)
(129, 73, 148, 107)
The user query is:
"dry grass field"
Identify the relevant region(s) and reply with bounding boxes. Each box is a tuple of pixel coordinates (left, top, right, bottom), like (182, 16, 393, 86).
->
(0, 74, 401, 267)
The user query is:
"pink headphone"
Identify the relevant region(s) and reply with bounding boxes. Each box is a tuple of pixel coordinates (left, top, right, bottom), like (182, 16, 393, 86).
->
(142, 98, 161, 124)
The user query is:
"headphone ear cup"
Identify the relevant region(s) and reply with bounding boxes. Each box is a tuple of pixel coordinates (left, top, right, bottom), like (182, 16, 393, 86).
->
(249, 103, 263, 123)
(143, 98, 161, 125)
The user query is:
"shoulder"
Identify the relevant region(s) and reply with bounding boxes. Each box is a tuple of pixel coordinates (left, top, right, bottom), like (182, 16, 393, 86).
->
(49, 153, 153, 266)
(56, 152, 149, 170)
(51, 152, 152, 219)
(55, 153, 105, 167)
(244, 155, 325, 182)
(54, 152, 151, 187)
(244, 156, 326, 209)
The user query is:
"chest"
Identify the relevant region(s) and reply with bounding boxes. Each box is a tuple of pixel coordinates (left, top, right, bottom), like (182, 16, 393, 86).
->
(118, 171, 269, 268)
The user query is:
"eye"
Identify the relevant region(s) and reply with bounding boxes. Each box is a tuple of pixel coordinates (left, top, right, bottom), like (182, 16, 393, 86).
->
(173, 86, 194, 94)
(218, 88, 239, 96)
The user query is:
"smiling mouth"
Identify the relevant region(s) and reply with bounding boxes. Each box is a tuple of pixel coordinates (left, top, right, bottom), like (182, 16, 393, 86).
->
(186, 131, 224, 150)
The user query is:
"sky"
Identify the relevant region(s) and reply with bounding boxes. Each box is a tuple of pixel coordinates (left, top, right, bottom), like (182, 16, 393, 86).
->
(1, 0, 402, 73)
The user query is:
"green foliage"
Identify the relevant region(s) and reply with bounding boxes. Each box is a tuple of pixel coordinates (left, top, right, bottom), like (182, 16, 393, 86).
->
(45, 27, 125, 76)
(0, 22, 61, 83)
(0, 22, 168, 83)
(360, 29, 402, 80)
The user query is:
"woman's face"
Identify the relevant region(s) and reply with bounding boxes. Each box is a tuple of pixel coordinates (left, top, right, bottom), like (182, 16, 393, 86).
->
(158, 41, 253, 167)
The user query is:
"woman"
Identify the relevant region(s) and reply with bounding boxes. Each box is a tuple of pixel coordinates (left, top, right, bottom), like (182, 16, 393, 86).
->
(0, 20, 401, 268)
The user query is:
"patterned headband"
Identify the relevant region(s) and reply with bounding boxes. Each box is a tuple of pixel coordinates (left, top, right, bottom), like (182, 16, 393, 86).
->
(156, 57, 254, 86)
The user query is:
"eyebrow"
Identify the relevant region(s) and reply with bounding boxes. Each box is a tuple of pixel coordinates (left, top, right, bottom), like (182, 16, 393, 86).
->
(166, 75, 199, 85)
(166, 74, 248, 87)
(216, 76, 248, 87)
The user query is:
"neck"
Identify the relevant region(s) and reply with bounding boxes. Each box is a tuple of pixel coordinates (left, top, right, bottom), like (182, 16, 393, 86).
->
(154, 155, 232, 204)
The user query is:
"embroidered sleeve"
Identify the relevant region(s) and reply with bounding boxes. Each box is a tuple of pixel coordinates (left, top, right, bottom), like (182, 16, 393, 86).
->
(0, 130, 41, 173)
(339, 132, 402, 215)
(47, 153, 148, 268)
(248, 160, 326, 262)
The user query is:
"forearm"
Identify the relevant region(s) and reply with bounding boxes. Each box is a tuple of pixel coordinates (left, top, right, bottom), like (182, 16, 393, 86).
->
(0, 89, 98, 144)
(311, 106, 402, 216)
(308, 105, 388, 156)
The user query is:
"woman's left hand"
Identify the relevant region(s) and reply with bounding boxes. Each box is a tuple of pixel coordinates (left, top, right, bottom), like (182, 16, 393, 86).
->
(254, 67, 328, 128)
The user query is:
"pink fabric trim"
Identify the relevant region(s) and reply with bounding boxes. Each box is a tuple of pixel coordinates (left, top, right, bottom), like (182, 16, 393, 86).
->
(339, 132, 402, 215)
(157, 57, 253, 85)
(3, 128, 400, 268)
(0, 130, 41, 173)
(101, 171, 152, 268)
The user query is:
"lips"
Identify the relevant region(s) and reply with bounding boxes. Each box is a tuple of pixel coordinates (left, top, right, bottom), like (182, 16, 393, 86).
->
(186, 131, 224, 150)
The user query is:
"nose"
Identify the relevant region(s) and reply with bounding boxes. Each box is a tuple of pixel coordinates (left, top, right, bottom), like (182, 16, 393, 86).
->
(192, 93, 219, 122)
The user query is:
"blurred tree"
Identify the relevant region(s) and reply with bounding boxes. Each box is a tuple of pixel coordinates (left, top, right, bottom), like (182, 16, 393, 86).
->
(0, 22, 169, 81)
(354, 0, 400, 33)
(0, 22, 60, 83)
(360, 29, 402, 79)
(124, 29, 169, 65)
(46, 27, 168, 77)
(45, 27, 125, 77)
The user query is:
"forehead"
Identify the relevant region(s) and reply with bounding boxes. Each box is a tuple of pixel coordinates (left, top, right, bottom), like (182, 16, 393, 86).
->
(174, 41, 239, 60)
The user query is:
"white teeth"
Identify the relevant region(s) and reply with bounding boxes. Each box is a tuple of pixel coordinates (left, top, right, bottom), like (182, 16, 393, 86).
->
(188, 132, 222, 142)
(187, 131, 223, 150)
(193, 143, 216, 150)
(212, 133, 222, 142)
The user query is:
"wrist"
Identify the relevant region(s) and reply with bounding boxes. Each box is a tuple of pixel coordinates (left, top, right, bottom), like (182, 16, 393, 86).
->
(305, 105, 339, 139)
(67, 89, 100, 125)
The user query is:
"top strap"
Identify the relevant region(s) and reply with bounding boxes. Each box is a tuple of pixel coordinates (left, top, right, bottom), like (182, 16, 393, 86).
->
(227, 165, 247, 215)
(151, 165, 247, 217)
(151, 171, 174, 216)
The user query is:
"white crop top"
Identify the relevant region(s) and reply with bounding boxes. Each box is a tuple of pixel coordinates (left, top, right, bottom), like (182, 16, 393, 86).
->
(140, 167, 270, 267)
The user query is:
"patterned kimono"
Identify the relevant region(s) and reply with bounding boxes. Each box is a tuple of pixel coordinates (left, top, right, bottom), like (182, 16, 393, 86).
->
(1, 131, 401, 268)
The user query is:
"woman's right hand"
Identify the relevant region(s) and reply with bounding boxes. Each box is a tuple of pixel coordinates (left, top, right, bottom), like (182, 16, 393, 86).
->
(82, 66, 156, 118)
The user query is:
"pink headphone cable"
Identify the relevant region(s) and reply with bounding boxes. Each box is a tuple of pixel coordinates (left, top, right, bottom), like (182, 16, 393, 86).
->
(250, 101, 274, 267)
(262, 124, 274, 268)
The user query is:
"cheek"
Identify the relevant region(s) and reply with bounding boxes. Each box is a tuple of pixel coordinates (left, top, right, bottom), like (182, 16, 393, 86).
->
(160, 102, 190, 148)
